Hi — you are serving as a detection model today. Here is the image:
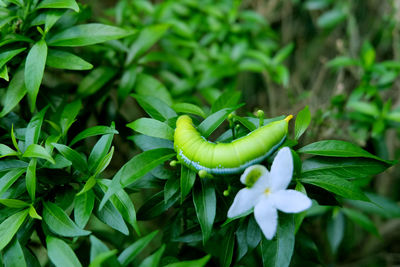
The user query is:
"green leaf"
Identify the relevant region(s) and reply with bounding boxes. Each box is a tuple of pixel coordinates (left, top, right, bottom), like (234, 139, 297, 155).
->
(90, 235, 109, 261)
(77, 176, 96, 195)
(0, 34, 32, 47)
(0, 198, 29, 208)
(0, 168, 26, 196)
(31, 10, 54, 27)
(244, 50, 272, 69)
(0, 144, 18, 158)
(200, 88, 222, 105)
(300, 176, 369, 201)
(317, 9, 346, 29)
(361, 42, 375, 69)
(43, 201, 91, 237)
(93, 146, 114, 176)
(301, 157, 390, 179)
(44, 10, 64, 32)
(0, 47, 26, 69)
(3, 238, 27, 267)
(0, 65, 9, 81)
(134, 74, 172, 106)
(133, 94, 177, 121)
(346, 192, 400, 219)
(0, 209, 29, 250)
(327, 211, 345, 254)
(118, 66, 136, 104)
(89, 250, 118, 267)
(60, 99, 82, 135)
(198, 108, 234, 138)
(53, 143, 87, 173)
(130, 134, 173, 151)
(305, 0, 332, 10)
(140, 52, 193, 77)
(0, 160, 27, 172)
(138, 245, 165, 267)
(381, 60, 400, 69)
(386, 111, 400, 122)
(347, 101, 379, 117)
(70, 126, 118, 146)
(238, 59, 265, 72)
(294, 106, 311, 140)
(172, 103, 206, 118)
(46, 236, 82, 267)
(46, 49, 93, 70)
(37, 0, 79, 12)
(127, 118, 174, 140)
(233, 116, 257, 131)
(28, 205, 42, 220)
(235, 222, 248, 261)
(163, 255, 211, 267)
(273, 42, 294, 64)
(95, 197, 129, 235)
(88, 128, 115, 173)
(180, 165, 196, 203)
(327, 56, 359, 69)
(22, 246, 41, 266)
(23, 144, 53, 166)
(117, 231, 159, 266)
(100, 148, 175, 209)
(261, 214, 295, 267)
(342, 208, 379, 236)
(137, 191, 178, 220)
(172, 231, 203, 243)
(26, 158, 37, 200)
(45, 138, 65, 159)
(211, 91, 241, 113)
(168, 19, 193, 38)
(11, 125, 20, 154)
(77, 67, 117, 97)
(98, 179, 140, 235)
(368, 193, 400, 218)
(164, 176, 179, 204)
(273, 65, 290, 86)
(125, 24, 170, 65)
(247, 216, 262, 249)
(74, 190, 95, 228)
(0, 14, 14, 28)
(294, 182, 308, 233)
(25, 106, 48, 147)
(48, 23, 135, 46)
(220, 227, 235, 267)
(25, 39, 48, 112)
(89, 235, 120, 267)
(298, 140, 388, 163)
(377, 71, 397, 87)
(193, 178, 216, 244)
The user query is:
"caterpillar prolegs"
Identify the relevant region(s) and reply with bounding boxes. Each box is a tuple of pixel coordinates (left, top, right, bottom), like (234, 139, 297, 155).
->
(174, 115, 292, 175)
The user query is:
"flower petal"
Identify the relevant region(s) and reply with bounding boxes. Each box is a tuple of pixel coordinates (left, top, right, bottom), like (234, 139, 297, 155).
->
(254, 196, 278, 240)
(270, 147, 293, 192)
(271, 189, 312, 213)
(227, 188, 259, 218)
(240, 164, 268, 187)
(251, 172, 271, 195)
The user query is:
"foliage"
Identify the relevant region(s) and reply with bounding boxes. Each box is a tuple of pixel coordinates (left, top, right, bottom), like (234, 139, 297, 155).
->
(328, 41, 400, 157)
(0, 0, 399, 266)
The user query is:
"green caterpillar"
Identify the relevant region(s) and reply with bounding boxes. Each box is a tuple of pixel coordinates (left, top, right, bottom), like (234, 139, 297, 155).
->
(174, 114, 292, 174)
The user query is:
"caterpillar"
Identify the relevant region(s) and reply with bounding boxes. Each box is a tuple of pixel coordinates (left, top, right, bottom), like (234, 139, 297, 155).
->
(174, 114, 292, 175)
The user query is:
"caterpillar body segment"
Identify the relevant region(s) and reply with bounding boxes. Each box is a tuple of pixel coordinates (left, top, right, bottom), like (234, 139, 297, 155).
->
(174, 115, 291, 175)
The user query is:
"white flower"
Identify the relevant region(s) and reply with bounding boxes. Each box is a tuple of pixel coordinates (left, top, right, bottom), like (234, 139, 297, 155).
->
(227, 147, 312, 240)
